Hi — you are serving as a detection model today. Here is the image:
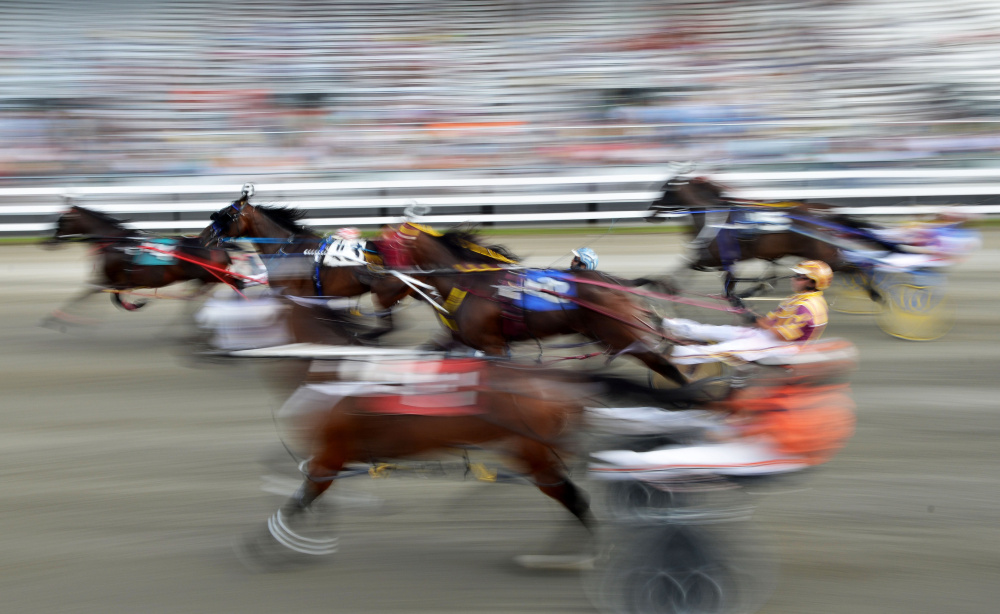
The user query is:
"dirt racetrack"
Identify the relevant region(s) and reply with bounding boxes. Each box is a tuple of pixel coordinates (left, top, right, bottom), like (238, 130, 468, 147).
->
(2, 230, 999, 614)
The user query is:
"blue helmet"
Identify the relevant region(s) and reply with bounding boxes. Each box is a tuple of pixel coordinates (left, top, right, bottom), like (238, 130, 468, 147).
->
(571, 247, 598, 270)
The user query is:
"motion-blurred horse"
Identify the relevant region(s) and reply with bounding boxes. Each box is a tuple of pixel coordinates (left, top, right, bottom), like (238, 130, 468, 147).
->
(43, 205, 242, 326)
(645, 174, 843, 299)
(200, 185, 411, 340)
(380, 222, 687, 386)
(239, 354, 596, 568)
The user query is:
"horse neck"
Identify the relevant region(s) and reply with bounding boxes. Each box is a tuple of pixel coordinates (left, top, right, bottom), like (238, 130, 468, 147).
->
(412, 234, 460, 269)
(406, 237, 474, 297)
(81, 215, 130, 239)
(247, 212, 318, 255)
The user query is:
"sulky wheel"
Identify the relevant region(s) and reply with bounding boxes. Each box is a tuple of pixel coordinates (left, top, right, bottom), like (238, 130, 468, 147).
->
(585, 522, 776, 614)
(827, 270, 881, 315)
(875, 272, 953, 341)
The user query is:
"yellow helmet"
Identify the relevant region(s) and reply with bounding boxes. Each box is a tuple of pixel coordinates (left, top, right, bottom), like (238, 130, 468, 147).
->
(792, 260, 833, 290)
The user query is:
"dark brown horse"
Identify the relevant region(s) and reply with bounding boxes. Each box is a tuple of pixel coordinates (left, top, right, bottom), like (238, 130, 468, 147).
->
(200, 186, 411, 340)
(42, 205, 242, 327)
(380, 222, 687, 386)
(240, 355, 595, 568)
(645, 175, 843, 298)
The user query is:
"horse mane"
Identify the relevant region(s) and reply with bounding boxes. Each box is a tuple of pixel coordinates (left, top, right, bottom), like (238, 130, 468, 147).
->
(437, 226, 520, 264)
(689, 176, 728, 198)
(71, 205, 128, 228)
(255, 205, 317, 236)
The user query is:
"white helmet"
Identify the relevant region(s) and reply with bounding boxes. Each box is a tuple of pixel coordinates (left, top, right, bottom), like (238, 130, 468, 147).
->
(571, 247, 598, 270)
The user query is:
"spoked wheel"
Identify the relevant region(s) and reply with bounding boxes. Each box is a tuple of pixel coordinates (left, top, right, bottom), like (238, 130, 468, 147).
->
(586, 522, 777, 614)
(827, 270, 881, 315)
(110, 290, 149, 311)
(875, 272, 953, 341)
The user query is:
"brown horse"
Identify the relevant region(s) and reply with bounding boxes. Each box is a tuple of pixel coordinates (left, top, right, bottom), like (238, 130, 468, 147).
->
(379, 222, 687, 386)
(239, 355, 596, 568)
(645, 175, 843, 299)
(200, 186, 411, 341)
(42, 205, 241, 327)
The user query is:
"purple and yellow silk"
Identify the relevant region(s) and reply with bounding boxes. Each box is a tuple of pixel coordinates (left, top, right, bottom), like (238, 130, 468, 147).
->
(764, 291, 828, 342)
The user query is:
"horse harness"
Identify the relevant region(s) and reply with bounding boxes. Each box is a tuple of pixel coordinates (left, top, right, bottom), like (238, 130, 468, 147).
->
(692, 201, 797, 267)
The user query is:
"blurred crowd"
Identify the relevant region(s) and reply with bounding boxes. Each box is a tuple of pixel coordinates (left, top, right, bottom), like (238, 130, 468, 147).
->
(4, 0, 1000, 182)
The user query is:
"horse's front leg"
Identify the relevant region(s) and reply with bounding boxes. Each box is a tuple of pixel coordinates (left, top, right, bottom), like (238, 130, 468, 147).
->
(238, 455, 343, 570)
(40, 284, 106, 329)
(513, 439, 596, 569)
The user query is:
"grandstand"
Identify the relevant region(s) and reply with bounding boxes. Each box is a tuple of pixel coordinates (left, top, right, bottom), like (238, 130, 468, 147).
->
(2, 0, 1000, 181)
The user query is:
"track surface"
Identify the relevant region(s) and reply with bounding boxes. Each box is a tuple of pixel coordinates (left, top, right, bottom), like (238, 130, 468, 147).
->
(2, 232, 999, 614)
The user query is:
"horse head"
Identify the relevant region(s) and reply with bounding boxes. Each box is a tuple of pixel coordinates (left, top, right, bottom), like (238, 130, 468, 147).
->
(201, 186, 256, 246)
(45, 207, 81, 247)
(646, 173, 727, 223)
(46, 206, 128, 248)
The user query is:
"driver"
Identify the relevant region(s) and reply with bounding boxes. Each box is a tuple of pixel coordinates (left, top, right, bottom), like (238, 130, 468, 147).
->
(570, 247, 598, 271)
(662, 260, 831, 366)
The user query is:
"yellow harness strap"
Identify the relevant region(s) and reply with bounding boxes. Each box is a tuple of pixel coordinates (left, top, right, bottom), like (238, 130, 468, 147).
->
(456, 238, 520, 264)
(437, 287, 469, 330)
(454, 263, 505, 272)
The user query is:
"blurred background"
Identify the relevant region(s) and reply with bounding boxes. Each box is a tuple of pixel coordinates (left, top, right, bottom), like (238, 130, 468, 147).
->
(3, 3, 1000, 614)
(4, 0, 1000, 185)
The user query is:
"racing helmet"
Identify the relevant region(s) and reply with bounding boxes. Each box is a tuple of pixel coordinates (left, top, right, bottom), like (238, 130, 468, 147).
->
(335, 227, 362, 240)
(792, 260, 832, 290)
(571, 247, 598, 270)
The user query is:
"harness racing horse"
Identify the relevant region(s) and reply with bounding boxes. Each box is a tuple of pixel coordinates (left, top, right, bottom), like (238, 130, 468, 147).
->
(200, 185, 411, 341)
(240, 354, 596, 569)
(382, 223, 688, 386)
(645, 175, 842, 300)
(42, 205, 242, 326)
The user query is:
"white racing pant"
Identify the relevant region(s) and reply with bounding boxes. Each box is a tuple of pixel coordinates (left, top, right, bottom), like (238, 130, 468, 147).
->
(665, 318, 798, 364)
(591, 440, 808, 479)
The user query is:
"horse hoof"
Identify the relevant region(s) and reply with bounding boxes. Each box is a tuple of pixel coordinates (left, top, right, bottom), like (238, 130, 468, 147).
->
(40, 311, 97, 330)
(514, 554, 596, 571)
(232, 521, 336, 573)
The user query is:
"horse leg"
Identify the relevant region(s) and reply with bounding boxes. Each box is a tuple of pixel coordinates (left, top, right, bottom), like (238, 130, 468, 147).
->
(356, 305, 394, 342)
(595, 321, 687, 386)
(722, 265, 737, 299)
(630, 348, 688, 387)
(40, 284, 106, 329)
(512, 439, 596, 569)
(239, 449, 344, 569)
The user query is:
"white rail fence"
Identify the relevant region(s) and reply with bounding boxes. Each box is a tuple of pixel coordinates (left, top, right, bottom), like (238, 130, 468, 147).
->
(4, 169, 1000, 234)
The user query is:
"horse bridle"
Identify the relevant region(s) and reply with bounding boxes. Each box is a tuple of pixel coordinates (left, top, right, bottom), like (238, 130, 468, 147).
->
(208, 201, 243, 239)
(207, 183, 255, 242)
